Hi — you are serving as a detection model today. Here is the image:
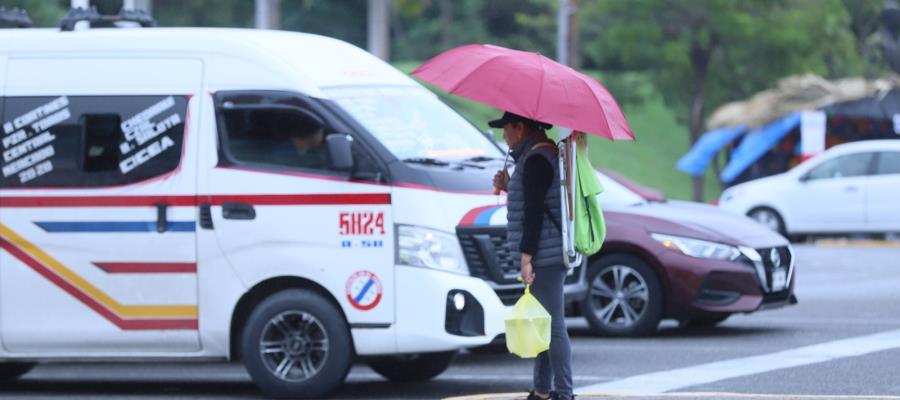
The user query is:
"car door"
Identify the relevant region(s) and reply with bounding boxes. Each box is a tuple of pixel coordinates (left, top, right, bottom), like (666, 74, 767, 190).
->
(0, 58, 201, 354)
(785, 152, 874, 232)
(866, 151, 900, 231)
(205, 91, 395, 326)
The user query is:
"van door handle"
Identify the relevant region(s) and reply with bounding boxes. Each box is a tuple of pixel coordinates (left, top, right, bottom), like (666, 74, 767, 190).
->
(222, 202, 256, 220)
(844, 185, 859, 192)
(156, 202, 168, 233)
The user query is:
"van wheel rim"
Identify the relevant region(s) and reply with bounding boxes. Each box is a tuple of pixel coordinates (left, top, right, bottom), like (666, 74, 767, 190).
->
(589, 265, 649, 328)
(259, 311, 329, 382)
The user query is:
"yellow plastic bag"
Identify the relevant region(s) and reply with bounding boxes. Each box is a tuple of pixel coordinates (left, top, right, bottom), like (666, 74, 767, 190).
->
(504, 285, 551, 358)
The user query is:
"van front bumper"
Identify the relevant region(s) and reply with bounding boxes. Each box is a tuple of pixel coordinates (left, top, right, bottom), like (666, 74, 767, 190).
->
(356, 265, 508, 355)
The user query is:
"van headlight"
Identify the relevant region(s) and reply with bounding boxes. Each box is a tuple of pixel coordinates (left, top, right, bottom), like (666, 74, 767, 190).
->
(397, 225, 468, 275)
(651, 233, 741, 261)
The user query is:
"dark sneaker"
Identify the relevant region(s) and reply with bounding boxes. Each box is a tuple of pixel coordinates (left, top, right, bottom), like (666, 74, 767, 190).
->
(550, 393, 575, 400)
(525, 390, 552, 400)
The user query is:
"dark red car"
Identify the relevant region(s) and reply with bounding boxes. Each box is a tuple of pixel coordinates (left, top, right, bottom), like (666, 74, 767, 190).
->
(574, 171, 798, 336)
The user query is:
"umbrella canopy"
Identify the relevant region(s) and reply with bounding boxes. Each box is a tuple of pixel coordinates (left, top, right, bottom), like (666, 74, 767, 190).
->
(412, 44, 634, 141)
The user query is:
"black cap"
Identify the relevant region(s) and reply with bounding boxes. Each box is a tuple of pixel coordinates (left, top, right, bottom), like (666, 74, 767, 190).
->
(487, 111, 552, 130)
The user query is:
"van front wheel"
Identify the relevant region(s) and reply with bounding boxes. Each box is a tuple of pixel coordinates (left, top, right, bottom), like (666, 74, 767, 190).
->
(241, 289, 352, 399)
(0, 363, 34, 382)
(367, 351, 456, 382)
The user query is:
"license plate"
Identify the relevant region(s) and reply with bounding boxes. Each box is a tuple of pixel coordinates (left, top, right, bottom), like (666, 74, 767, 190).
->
(772, 268, 787, 291)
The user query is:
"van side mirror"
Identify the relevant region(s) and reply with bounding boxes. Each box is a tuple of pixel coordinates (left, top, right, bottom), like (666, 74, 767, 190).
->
(326, 133, 354, 172)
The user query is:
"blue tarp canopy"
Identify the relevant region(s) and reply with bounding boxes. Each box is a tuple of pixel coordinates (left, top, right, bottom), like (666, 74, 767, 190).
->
(676, 125, 747, 176)
(720, 112, 802, 183)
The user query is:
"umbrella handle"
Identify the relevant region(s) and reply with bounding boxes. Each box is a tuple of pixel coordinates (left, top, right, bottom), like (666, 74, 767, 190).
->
(493, 152, 510, 196)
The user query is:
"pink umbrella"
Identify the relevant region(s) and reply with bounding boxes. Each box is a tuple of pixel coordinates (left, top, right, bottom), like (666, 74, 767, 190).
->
(412, 44, 634, 141)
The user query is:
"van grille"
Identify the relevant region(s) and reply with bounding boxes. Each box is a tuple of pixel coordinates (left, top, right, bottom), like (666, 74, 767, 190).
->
(456, 227, 519, 284)
(456, 226, 579, 306)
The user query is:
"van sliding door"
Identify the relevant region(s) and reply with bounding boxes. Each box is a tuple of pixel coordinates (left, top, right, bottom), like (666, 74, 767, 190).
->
(0, 58, 202, 354)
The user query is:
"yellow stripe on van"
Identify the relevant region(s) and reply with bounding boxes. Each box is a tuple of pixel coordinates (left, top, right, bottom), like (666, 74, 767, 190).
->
(0, 224, 197, 319)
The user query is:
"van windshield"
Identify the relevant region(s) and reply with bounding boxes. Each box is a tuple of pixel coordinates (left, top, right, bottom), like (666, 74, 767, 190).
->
(325, 86, 503, 161)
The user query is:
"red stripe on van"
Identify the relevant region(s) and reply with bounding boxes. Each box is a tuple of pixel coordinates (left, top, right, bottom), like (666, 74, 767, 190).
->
(208, 193, 391, 205)
(0, 196, 197, 207)
(0, 238, 198, 331)
(94, 262, 197, 274)
(0, 193, 389, 207)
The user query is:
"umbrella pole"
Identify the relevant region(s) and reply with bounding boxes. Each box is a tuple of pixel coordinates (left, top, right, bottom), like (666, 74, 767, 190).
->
(494, 151, 510, 204)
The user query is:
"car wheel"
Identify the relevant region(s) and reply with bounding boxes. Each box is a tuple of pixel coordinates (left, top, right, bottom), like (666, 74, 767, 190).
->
(580, 254, 664, 337)
(748, 207, 787, 236)
(367, 351, 456, 382)
(680, 313, 731, 328)
(241, 289, 352, 399)
(0, 363, 34, 382)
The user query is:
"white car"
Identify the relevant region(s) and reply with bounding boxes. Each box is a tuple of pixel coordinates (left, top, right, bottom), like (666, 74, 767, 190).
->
(719, 139, 900, 236)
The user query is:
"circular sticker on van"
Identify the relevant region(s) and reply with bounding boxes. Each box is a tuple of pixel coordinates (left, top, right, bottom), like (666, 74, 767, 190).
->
(345, 270, 383, 311)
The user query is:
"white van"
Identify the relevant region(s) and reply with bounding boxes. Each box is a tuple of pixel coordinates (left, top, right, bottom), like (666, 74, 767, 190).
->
(0, 26, 585, 398)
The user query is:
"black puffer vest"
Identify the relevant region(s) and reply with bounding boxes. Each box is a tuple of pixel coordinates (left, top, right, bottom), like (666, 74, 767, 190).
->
(506, 134, 564, 269)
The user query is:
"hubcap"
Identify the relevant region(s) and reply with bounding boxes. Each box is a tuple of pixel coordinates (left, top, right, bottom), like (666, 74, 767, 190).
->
(589, 265, 649, 328)
(259, 311, 329, 382)
(751, 210, 780, 232)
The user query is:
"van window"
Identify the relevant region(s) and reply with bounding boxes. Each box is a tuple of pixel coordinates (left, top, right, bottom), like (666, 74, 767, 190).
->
(82, 114, 122, 172)
(0, 95, 187, 188)
(220, 108, 327, 171)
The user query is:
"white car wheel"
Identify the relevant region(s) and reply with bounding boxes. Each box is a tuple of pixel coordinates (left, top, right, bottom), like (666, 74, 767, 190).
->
(749, 208, 785, 235)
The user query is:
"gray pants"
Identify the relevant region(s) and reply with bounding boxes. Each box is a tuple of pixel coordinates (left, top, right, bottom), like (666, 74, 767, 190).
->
(530, 266, 573, 396)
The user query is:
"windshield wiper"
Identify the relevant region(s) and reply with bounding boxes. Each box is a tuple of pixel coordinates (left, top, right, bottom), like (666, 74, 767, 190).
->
(402, 157, 487, 170)
(402, 157, 451, 166)
(463, 155, 505, 163)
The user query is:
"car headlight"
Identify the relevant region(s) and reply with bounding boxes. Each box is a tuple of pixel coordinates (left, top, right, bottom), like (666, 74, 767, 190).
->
(651, 233, 741, 261)
(397, 225, 468, 275)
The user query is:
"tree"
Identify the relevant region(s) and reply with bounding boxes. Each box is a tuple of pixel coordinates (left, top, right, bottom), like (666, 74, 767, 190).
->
(580, 0, 868, 201)
(2, 0, 67, 27)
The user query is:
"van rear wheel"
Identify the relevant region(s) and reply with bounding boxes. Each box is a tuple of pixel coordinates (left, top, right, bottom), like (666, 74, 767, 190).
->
(0, 363, 34, 382)
(241, 289, 352, 399)
(367, 351, 456, 382)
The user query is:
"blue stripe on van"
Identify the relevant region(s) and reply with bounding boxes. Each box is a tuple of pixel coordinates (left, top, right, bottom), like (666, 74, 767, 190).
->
(473, 206, 501, 226)
(35, 221, 196, 233)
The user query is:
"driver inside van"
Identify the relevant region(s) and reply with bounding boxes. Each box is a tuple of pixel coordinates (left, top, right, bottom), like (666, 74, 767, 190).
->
(270, 115, 327, 169)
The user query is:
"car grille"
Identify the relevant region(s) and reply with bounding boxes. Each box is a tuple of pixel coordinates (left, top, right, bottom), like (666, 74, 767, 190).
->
(457, 226, 579, 306)
(740, 246, 794, 294)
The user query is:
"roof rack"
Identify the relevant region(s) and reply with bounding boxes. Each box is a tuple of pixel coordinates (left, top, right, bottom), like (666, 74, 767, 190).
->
(0, 7, 34, 28)
(60, 6, 157, 31)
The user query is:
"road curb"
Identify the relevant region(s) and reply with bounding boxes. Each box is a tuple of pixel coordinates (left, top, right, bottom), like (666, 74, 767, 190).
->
(444, 393, 900, 400)
(813, 239, 900, 248)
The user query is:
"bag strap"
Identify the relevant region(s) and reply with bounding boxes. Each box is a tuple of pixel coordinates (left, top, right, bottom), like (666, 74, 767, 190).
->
(530, 141, 562, 233)
(531, 141, 556, 152)
(544, 205, 562, 233)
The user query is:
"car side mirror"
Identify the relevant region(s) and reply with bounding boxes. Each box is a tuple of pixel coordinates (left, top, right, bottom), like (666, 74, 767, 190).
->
(326, 133, 354, 172)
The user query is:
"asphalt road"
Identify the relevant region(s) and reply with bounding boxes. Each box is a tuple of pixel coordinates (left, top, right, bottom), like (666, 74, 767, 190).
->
(2, 244, 899, 399)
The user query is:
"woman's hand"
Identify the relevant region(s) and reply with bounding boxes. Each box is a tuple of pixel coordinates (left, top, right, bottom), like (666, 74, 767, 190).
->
(520, 253, 535, 285)
(493, 168, 510, 193)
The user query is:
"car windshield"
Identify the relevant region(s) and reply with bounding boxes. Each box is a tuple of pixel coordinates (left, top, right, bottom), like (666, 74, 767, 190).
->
(324, 86, 503, 161)
(594, 171, 647, 207)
